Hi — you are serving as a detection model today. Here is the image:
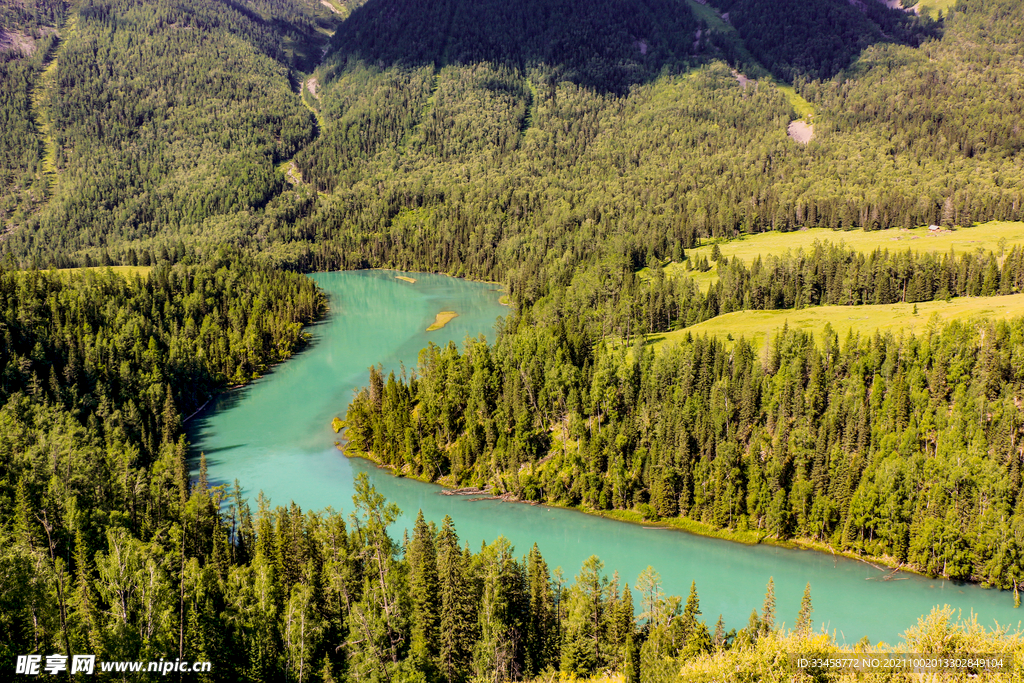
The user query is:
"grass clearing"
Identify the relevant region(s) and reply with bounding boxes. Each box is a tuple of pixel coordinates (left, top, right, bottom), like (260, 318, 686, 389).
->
(31, 15, 77, 193)
(645, 293, 1024, 352)
(319, 0, 348, 17)
(426, 311, 458, 331)
(56, 265, 154, 278)
(277, 160, 303, 185)
(915, 0, 958, 19)
(681, 0, 762, 73)
(688, 222, 1024, 263)
(638, 222, 1024, 291)
(681, 0, 814, 123)
(776, 82, 815, 119)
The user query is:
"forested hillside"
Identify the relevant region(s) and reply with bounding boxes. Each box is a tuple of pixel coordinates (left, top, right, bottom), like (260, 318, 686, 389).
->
(3, 0, 1024, 276)
(343, 238, 1024, 587)
(251, 0, 1024, 288)
(2, 0, 338, 262)
(712, 0, 934, 80)
(3, 0, 1024, 679)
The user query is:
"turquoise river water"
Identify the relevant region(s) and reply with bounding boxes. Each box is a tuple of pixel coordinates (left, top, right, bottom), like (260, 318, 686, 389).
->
(188, 270, 1021, 644)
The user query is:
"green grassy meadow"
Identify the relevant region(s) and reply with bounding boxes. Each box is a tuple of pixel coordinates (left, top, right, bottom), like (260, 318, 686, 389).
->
(689, 221, 1024, 263)
(639, 222, 1024, 291)
(916, 0, 959, 19)
(635, 222, 1024, 353)
(645, 293, 1024, 352)
(57, 265, 154, 277)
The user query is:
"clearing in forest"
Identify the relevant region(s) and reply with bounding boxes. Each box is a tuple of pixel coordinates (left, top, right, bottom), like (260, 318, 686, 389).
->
(277, 160, 304, 185)
(56, 265, 154, 277)
(0, 29, 36, 56)
(30, 16, 78, 194)
(915, 0, 957, 19)
(686, 221, 1024, 263)
(639, 222, 1024, 291)
(787, 119, 814, 143)
(647, 293, 1024, 352)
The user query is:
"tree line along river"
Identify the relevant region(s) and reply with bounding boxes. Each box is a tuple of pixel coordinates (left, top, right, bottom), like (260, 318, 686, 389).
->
(188, 270, 1022, 644)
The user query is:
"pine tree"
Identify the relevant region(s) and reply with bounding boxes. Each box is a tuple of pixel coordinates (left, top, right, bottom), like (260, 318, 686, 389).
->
(681, 622, 712, 659)
(576, 555, 608, 666)
(13, 476, 37, 548)
(474, 537, 525, 682)
(71, 526, 97, 652)
(616, 584, 635, 649)
(407, 511, 439, 674)
(623, 630, 639, 683)
(712, 615, 726, 649)
(437, 516, 474, 683)
(795, 582, 813, 635)
(526, 543, 555, 675)
(761, 577, 775, 634)
(680, 580, 701, 639)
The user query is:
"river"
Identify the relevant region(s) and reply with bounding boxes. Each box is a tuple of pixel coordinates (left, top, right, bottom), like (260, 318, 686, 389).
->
(188, 270, 1021, 643)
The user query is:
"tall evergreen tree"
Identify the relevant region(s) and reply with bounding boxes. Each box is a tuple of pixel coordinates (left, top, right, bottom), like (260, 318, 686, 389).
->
(437, 516, 475, 683)
(525, 543, 555, 676)
(761, 577, 776, 634)
(795, 583, 813, 635)
(407, 511, 440, 674)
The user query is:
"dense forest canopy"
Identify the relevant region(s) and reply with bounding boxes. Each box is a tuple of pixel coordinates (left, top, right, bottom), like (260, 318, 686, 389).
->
(712, 0, 935, 80)
(3, 0, 1024, 679)
(2, 0, 1023, 279)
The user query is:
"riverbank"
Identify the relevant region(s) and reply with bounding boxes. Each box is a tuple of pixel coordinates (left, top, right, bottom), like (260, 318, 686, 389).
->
(185, 300, 327, 425)
(337, 439, 950, 587)
(593, 509, 933, 582)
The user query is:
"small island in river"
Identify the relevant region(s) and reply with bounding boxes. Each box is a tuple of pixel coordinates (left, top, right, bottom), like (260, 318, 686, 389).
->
(427, 310, 458, 331)
(395, 275, 417, 283)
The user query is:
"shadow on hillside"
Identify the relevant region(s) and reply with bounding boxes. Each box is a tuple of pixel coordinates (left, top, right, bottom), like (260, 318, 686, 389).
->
(325, 0, 705, 94)
(323, 0, 942, 92)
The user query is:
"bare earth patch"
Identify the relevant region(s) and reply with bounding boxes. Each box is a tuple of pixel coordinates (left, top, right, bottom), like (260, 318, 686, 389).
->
(732, 69, 750, 88)
(788, 120, 815, 144)
(306, 76, 319, 100)
(426, 311, 458, 331)
(320, 0, 343, 14)
(0, 30, 36, 57)
(281, 161, 303, 185)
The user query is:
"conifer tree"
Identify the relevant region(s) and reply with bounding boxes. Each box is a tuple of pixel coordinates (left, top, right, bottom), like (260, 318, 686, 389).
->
(680, 580, 701, 639)
(437, 516, 474, 683)
(712, 615, 726, 649)
(408, 510, 440, 673)
(761, 577, 775, 634)
(71, 526, 97, 652)
(526, 543, 555, 675)
(623, 630, 639, 683)
(795, 582, 813, 635)
(13, 476, 37, 548)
